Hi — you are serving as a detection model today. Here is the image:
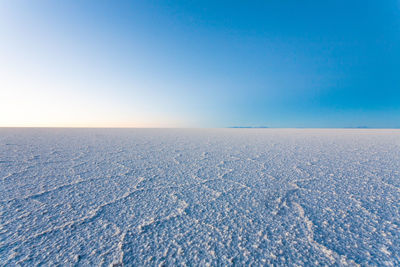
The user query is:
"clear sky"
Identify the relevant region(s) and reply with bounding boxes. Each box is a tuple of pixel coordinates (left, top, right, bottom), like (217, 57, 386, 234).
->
(1, 1, 399, 127)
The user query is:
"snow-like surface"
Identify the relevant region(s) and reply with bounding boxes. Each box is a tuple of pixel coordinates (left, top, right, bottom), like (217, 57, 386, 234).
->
(1, 128, 399, 266)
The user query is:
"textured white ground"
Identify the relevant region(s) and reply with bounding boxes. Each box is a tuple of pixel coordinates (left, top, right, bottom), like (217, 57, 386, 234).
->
(1, 129, 400, 266)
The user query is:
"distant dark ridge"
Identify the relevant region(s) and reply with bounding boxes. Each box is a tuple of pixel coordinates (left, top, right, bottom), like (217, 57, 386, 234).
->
(343, 126, 400, 129)
(343, 126, 370, 129)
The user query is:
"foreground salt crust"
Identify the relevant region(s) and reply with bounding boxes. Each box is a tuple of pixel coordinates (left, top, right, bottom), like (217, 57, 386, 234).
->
(0, 128, 399, 266)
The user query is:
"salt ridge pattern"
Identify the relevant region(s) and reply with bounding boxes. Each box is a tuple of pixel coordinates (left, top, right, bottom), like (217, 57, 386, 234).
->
(1, 129, 399, 266)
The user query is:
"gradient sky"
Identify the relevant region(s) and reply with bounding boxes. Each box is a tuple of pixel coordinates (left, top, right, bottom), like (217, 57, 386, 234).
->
(1, 1, 399, 127)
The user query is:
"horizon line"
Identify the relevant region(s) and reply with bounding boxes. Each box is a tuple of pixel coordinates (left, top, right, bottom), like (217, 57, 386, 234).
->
(0, 126, 400, 130)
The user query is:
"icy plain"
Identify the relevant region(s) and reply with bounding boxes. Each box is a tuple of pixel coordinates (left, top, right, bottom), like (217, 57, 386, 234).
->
(1, 128, 399, 266)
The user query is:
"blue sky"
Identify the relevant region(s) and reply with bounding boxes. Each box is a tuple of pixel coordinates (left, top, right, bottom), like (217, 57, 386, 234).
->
(1, 1, 399, 127)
